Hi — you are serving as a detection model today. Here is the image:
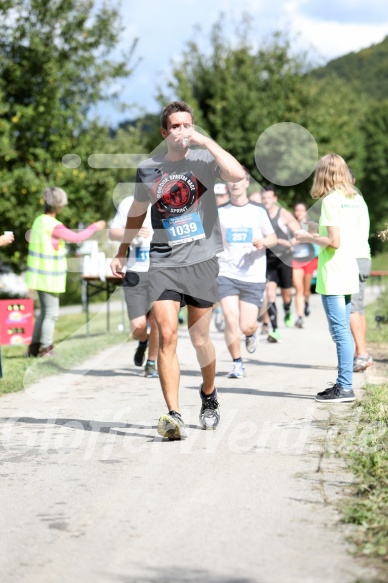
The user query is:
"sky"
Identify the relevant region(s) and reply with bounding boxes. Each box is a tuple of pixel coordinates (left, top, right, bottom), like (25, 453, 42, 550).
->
(94, 0, 388, 126)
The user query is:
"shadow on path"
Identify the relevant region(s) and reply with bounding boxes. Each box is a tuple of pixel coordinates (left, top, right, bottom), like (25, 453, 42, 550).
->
(247, 360, 336, 371)
(0, 417, 202, 439)
(111, 567, 256, 583)
(185, 385, 313, 400)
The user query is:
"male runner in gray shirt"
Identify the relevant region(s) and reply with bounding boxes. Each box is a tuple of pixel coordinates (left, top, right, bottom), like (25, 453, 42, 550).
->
(111, 101, 244, 440)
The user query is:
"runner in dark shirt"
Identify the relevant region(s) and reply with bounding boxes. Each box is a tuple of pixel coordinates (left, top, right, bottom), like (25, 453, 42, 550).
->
(110, 101, 244, 440)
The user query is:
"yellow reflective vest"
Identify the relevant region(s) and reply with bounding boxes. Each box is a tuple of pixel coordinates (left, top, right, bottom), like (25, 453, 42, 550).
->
(26, 214, 67, 293)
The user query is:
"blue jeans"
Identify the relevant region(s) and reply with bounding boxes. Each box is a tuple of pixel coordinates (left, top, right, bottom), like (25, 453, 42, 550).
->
(321, 294, 353, 390)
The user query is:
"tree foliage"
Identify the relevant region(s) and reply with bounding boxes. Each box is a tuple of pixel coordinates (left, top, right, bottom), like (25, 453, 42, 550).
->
(0, 0, 142, 269)
(159, 25, 310, 173)
(156, 18, 366, 208)
(312, 35, 388, 102)
(359, 100, 388, 252)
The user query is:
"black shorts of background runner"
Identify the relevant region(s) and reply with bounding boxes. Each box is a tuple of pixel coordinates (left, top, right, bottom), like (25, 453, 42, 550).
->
(266, 255, 293, 289)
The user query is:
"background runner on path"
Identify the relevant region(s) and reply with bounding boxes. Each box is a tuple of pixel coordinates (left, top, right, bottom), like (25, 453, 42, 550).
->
(109, 196, 159, 378)
(291, 201, 318, 329)
(261, 185, 300, 343)
(217, 170, 276, 379)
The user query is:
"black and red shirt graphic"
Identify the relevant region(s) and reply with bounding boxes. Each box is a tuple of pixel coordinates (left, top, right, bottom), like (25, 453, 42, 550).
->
(152, 171, 207, 218)
(134, 149, 223, 265)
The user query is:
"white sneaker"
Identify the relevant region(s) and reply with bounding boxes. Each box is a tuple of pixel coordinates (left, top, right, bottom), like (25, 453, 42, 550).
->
(227, 361, 246, 379)
(214, 309, 225, 332)
(245, 333, 257, 354)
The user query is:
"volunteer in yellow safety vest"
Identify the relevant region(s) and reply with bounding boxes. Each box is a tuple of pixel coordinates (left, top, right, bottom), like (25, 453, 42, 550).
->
(26, 186, 105, 357)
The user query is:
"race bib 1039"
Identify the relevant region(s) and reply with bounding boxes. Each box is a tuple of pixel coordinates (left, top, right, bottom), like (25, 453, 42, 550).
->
(161, 212, 205, 246)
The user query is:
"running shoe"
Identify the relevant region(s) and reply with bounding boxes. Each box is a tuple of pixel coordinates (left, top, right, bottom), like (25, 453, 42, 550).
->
(157, 411, 188, 440)
(144, 361, 158, 378)
(199, 386, 220, 430)
(304, 302, 311, 317)
(353, 354, 374, 372)
(315, 384, 355, 403)
(284, 312, 294, 328)
(267, 329, 282, 343)
(134, 341, 147, 366)
(245, 333, 257, 354)
(260, 323, 269, 335)
(178, 309, 185, 324)
(214, 309, 225, 332)
(295, 317, 304, 329)
(228, 361, 246, 378)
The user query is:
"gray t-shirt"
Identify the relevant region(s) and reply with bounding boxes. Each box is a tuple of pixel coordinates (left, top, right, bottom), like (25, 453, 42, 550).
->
(134, 148, 223, 267)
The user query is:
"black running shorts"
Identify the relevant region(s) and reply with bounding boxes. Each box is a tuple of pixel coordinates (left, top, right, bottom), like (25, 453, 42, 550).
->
(266, 255, 293, 289)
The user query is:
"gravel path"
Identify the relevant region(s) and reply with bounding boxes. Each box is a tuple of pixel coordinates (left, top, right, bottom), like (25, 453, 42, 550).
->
(0, 293, 378, 583)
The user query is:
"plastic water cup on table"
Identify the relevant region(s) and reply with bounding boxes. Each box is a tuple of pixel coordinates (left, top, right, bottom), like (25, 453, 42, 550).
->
(83, 255, 91, 276)
(98, 252, 106, 282)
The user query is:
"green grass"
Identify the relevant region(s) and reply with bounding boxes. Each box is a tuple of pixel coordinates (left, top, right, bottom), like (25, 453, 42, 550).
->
(371, 252, 388, 272)
(340, 383, 388, 562)
(0, 309, 129, 396)
(337, 286, 388, 569)
(366, 286, 388, 344)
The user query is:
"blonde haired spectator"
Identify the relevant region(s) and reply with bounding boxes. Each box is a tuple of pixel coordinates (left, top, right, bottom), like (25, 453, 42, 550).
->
(295, 154, 363, 403)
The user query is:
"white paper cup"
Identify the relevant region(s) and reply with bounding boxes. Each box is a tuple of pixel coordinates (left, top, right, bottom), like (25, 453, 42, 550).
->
(4, 231, 13, 236)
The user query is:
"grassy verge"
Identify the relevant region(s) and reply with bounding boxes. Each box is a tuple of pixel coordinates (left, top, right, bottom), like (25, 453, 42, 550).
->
(366, 284, 388, 344)
(341, 383, 388, 562)
(338, 286, 388, 569)
(371, 252, 388, 273)
(0, 309, 129, 396)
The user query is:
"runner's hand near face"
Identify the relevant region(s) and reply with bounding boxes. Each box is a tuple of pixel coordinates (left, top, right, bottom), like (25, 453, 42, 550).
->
(174, 128, 210, 149)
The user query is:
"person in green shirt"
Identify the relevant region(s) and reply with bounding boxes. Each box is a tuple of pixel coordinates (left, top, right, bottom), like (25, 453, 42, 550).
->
(295, 153, 362, 403)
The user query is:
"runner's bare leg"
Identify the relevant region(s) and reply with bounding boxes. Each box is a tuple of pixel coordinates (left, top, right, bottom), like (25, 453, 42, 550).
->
(239, 300, 259, 337)
(220, 295, 241, 359)
(151, 300, 180, 412)
(147, 312, 159, 362)
(187, 305, 215, 395)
